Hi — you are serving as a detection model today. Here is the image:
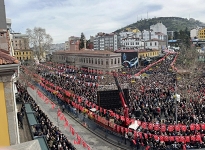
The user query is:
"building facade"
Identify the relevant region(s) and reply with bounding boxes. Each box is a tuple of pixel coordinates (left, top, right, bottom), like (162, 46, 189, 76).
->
(138, 49, 160, 59)
(150, 22, 167, 35)
(145, 39, 166, 50)
(190, 27, 202, 40)
(11, 33, 29, 50)
(14, 49, 34, 61)
(198, 28, 205, 40)
(52, 49, 122, 73)
(93, 32, 120, 51)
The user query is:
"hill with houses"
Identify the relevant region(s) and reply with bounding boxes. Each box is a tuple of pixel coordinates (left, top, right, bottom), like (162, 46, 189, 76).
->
(115, 17, 205, 33)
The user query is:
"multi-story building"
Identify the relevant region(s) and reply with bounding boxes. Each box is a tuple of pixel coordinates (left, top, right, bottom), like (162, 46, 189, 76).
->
(150, 22, 167, 35)
(138, 49, 160, 59)
(14, 49, 33, 61)
(11, 33, 29, 50)
(52, 49, 122, 73)
(119, 32, 144, 49)
(64, 36, 80, 51)
(11, 33, 33, 61)
(93, 32, 120, 51)
(145, 39, 167, 50)
(198, 28, 205, 40)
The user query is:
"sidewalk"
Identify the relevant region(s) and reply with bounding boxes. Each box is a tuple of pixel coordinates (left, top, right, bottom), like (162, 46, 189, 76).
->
(28, 87, 122, 150)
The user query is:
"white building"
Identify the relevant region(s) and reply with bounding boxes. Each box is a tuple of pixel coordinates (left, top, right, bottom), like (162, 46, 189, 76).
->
(150, 22, 167, 35)
(145, 39, 167, 50)
(119, 32, 144, 49)
(93, 32, 120, 51)
(190, 27, 202, 39)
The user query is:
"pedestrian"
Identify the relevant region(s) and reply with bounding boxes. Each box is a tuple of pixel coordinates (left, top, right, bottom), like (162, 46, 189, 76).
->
(62, 104, 65, 113)
(17, 112, 23, 129)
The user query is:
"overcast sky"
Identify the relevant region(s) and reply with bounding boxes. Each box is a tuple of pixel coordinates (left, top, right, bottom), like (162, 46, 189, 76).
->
(4, 0, 205, 44)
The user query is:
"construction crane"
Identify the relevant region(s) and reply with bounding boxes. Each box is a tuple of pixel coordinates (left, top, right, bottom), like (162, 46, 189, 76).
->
(113, 72, 129, 126)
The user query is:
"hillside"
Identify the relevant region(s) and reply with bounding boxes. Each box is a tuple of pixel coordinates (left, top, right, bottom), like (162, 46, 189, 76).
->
(115, 17, 205, 32)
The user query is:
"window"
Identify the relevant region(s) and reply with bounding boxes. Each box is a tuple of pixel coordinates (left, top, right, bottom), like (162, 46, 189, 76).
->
(111, 59, 113, 65)
(98, 59, 100, 65)
(118, 58, 120, 64)
(155, 42, 157, 46)
(26, 52, 28, 54)
(114, 58, 116, 64)
(150, 42, 152, 46)
(86, 58, 88, 63)
(106, 59, 109, 65)
(101, 59, 103, 65)
(95, 59, 97, 64)
(89, 58, 91, 63)
(92, 58, 93, 64)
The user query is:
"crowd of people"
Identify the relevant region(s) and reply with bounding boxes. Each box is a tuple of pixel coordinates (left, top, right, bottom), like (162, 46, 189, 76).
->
(21, 53, 205, 149)
(16, 82, 76, 150)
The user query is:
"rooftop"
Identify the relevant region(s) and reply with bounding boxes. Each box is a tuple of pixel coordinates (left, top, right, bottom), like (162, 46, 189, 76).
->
(54, 49, 117, 55)
(0, 49, 19, 65)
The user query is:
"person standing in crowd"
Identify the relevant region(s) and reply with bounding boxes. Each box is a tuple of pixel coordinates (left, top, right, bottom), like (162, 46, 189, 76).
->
(17, 111, 23, 129)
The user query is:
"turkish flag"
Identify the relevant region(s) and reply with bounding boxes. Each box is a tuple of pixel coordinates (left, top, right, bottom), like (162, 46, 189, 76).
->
(185, 136, 190, 143)
(169, 136, 175, 142)
(60, 114, 65, 121)
(180, 136, 185, 143)
(121, 116, 125, 121)
(161, 124, 166, 132)
(148, 123, 153, 130)
(159, 135, 164, 142)
(175, 124, 180, 132)
(154, 124, 160, 131)
(82, 141, 87, 148)
(181, 125, 187, 132)
(168, 125, 174, 132)
(196, 134, 202, 142)
(153, 135, 159, 141)
(164, 135, 169, 142)
(142, 122, 147, 129)
(190, 124, 196, 131)
(64, 119, 69, 127)
(144, 133, 148, 139)
(190, 135, 196, 141)
(57, 109, 62, 117)
(201, 123, 205, 130)
(195, 124, 201, 131)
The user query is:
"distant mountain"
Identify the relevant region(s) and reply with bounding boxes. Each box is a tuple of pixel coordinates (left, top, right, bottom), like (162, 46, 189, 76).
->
(115, 17, 205, 32)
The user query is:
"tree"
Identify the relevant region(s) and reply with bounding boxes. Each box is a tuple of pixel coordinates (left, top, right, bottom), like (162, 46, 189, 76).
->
(26, 27, 53, 60)
(79, 32, 89, 50)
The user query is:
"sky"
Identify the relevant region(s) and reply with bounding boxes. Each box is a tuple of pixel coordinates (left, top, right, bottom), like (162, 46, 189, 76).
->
(4, 0, 205, 44)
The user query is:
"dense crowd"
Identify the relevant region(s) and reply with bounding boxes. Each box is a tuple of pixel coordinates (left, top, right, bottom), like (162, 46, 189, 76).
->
(16, 82, 76, 150)
(21, 53, 205, 149)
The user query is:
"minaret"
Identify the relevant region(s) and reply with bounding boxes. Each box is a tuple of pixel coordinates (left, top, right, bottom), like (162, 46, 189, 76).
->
(84, 38, 86, 49)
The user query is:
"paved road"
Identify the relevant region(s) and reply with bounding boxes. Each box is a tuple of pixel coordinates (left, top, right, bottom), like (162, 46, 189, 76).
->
(28, 87, 122, 150)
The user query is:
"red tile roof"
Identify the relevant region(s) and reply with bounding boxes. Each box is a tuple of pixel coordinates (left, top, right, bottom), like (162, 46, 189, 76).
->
(0, 49, 19, 65)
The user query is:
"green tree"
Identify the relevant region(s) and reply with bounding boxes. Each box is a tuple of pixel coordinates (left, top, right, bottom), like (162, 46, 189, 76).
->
(79, 32, 85, 49)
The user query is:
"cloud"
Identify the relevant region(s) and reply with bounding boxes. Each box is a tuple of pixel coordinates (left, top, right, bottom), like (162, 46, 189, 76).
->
(4, 0, 205, 44)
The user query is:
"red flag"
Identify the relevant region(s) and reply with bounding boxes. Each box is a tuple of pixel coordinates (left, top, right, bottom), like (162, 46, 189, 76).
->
(57, 109, 62, 117)
(64, 118, 69, 127)
(82, 140, 87, 148)
(132, 139, 136, 145)
(70, 126, 75, 135)
(51, 102, 55, 109)
(60, 113, 65, 121)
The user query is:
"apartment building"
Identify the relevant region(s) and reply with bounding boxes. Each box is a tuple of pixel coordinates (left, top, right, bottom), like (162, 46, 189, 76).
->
(93, 32, 120, 51)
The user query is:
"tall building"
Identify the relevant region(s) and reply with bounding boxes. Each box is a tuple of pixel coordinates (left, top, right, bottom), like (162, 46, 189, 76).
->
(93, 32, 120, 51)
(11, 33, 34, 61)
(150, 22, 167, 35)
(64, 36, 80, 51)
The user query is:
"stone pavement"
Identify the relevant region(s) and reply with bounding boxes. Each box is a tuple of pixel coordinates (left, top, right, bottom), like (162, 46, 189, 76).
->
(28, 87, 123, 150)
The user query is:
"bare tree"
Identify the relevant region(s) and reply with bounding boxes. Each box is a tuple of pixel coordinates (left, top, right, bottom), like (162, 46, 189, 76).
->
(26, 27, 53, 60)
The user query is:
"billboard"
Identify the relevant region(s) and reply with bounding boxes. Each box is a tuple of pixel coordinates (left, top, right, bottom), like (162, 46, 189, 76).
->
(120, 51, 138, 68)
